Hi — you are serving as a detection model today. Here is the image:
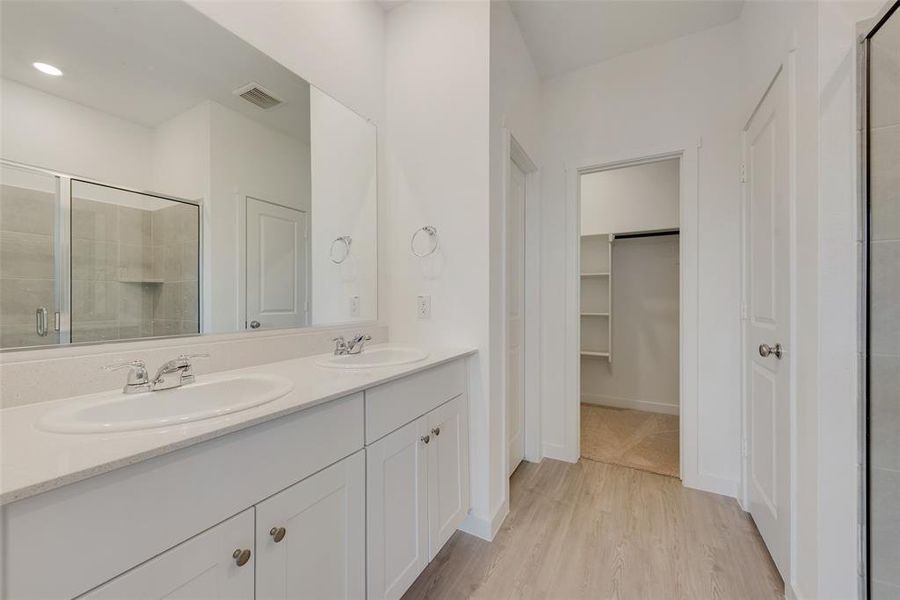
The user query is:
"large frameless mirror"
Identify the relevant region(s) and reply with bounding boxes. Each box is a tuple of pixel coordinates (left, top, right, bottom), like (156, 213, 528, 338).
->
(0, 0, 377, 350)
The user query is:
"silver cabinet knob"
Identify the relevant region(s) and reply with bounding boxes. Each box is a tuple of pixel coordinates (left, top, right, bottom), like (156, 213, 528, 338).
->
(250, 320, 261, 329)
(421, 435, 430, 444)
(758, 343, 783, 359)
(232, 548, 251, 567)
(269, 526, 286, 543)
(431, 427, 441, 437)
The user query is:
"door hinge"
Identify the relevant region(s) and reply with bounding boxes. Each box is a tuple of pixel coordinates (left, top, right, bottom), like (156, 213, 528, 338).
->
(740, 303, 748, 320)
(740, 163, 748, 183)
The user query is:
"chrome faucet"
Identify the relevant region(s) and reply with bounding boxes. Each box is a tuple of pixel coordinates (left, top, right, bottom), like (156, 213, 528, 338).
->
(151, 354, 209, 390)
(103, 353, 209, 394)
(332, 334, 372, 356)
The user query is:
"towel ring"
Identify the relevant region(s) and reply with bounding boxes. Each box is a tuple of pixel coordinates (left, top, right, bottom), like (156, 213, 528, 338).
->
(330, 236, 352, 264)
(411, 226, 439, 258)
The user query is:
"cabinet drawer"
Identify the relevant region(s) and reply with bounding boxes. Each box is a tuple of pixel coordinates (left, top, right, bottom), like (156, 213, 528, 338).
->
(365, 360, 466, 444)
(2, 393, 364, 600)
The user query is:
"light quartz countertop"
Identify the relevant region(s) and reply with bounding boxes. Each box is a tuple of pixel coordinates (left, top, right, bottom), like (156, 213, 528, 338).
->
(0, 345, 475, 506)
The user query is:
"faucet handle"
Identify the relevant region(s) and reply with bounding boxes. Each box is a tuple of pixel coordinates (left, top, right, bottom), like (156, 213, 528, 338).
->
(178, 353, 210, 362)
(103, 359, 150, 393)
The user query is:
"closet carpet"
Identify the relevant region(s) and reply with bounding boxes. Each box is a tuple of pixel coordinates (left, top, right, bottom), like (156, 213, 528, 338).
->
(580, 404, 680, 478)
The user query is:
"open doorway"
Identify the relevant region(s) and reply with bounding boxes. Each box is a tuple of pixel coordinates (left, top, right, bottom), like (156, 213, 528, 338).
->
(577, 158, 681, 478)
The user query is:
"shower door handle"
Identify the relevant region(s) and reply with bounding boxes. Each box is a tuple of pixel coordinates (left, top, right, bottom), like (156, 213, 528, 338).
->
(35, 307, 49, 337)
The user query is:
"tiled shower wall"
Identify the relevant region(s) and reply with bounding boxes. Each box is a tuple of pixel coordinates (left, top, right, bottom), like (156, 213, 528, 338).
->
(868, 12, 900, 599)
(0, 185, 56, 348)
(71, 198, 199, 344)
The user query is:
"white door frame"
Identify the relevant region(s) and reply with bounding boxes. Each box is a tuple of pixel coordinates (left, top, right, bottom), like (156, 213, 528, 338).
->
(739, 47, 798, 587)
(500, 129, 541, 479)
(563, 141, 701, 489)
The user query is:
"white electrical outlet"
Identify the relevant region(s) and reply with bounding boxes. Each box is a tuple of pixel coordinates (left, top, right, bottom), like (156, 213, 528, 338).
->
(350, 296, 360, 317)
(416, 295, 431, 320)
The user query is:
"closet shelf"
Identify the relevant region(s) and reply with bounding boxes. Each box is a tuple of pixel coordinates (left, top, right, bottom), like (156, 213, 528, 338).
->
(580, 351, 610, 359)
(580, 312, 609, 317)
(580, 272, 609, 278)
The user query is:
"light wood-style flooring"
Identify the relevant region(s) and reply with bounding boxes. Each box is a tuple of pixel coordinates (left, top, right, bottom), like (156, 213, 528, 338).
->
(403, 459, 783, 600)
(581, 404, 680, 478)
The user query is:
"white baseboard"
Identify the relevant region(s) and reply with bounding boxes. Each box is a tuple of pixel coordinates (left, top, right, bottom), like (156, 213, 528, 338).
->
(459, 498, 509, 541)
(581, 393, 679, 415)
(683, 471, 740, 498)
(542, 442, 577, 463)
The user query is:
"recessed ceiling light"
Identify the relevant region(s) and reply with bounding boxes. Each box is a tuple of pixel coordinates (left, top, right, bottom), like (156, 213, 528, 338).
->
(33, 62, 63, 76)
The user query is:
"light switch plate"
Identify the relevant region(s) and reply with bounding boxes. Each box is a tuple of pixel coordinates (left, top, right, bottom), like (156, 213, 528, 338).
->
(416, 295, 431, 320)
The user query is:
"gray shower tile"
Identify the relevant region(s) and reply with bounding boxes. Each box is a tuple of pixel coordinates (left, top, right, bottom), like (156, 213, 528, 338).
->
(0, 185, 55, 235)
(0, 323, 52, 349)
(72, 199, 118, 242)
(870, 125, 900, 241)
(180, 241, 199, 282)
(871, 579, 900, 600)
(0, 231, 53, 279)
(870, 241, 900, 355)
(0, 278, 54, 324)
(871, 354, 900, 472)
(871, 467, 900, 587)
(71, 320, 119, 343)
(871, 32, 900, 129)
(72, 239, 117, 281)
(72, 280, 119, 322)
(117, 206, 152, 246)
(118, 243, 153, 282)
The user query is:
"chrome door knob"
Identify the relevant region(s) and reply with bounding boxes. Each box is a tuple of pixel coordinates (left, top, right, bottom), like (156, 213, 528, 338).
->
(431, 427, 441, 437)
(249, 320, 261, 329)
(421, 435, 430, 444)
(758, 343, 783, 359)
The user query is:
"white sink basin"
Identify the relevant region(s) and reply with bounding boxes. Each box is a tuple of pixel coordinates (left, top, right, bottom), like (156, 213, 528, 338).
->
(37, 374, 294, 434)
(316, 345, 428, 369)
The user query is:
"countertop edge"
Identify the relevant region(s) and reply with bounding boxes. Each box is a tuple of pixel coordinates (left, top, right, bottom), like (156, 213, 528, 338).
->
(1, 347, 477, 506)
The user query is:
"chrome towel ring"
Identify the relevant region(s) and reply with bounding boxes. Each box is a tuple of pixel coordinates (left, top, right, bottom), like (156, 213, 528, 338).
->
(411, 226, 439, 257)
(330, 236, 352, 264)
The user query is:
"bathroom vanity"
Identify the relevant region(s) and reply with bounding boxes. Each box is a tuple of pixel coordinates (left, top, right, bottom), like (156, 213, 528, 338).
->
(0, 348, 474, 600)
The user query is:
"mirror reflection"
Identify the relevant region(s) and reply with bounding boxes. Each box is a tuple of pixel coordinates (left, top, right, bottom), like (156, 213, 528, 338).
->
(0, 0, 377, 350)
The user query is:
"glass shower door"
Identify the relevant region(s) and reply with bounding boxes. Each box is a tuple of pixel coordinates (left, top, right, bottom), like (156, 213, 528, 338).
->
(0, 163, 63, 348)
(866, 3, 900, 597)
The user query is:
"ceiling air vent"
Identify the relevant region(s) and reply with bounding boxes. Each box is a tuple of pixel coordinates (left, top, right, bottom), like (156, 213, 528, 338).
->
(233, 82, 283, 110)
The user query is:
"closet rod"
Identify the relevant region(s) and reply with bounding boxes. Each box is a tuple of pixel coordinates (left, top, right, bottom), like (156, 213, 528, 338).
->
(613, 229, 680, 240)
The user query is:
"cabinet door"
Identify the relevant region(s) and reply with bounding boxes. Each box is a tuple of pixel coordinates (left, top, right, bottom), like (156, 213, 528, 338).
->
(79, 509, 254, 600)
(426, 394, 470, 559)
(255, 450, 365, 600)
(366, 417, 429, 600)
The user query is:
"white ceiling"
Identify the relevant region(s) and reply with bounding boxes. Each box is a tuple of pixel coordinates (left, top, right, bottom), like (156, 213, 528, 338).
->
(1, 1, 311, 141)
(509, 0, 745, 78)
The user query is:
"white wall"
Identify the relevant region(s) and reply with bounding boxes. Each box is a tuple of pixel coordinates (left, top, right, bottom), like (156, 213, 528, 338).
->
(817, 1, 883, 598)
(580, 159, 679, 235)
(489, 0, 543, 515)
(188, 0, 388, 327)
(0, 78, 153, 188)
(540, 22, 743, 492)
(208, 101, 311, 333)
(384, 0, 495, 537)
(582, 239, 680, 416)
(310, 87, 377, 325)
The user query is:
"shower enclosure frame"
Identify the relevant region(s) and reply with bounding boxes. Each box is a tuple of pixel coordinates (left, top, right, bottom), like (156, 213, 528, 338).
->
(857, 1, 899, 596)
(0, 158, 203, 352)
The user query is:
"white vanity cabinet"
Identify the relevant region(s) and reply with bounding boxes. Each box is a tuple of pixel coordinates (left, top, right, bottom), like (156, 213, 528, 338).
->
(80, 509, 255, 600)
(365, 362, 469, 600)
(255, 450, 366, 600)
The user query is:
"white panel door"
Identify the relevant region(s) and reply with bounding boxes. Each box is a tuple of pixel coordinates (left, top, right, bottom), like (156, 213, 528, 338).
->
(744, 67, 791, 579)
(366, 417, 429, 600)
(255, 450, 365, 600)
(426, 395, 470, 559)
(507, 159, 526, 476)
(246, 197, 308, 330)
(80, 509, 254, 600)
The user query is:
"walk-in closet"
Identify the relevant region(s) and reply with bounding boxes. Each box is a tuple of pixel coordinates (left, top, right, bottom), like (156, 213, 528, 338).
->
(579, 158, 681, 477)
